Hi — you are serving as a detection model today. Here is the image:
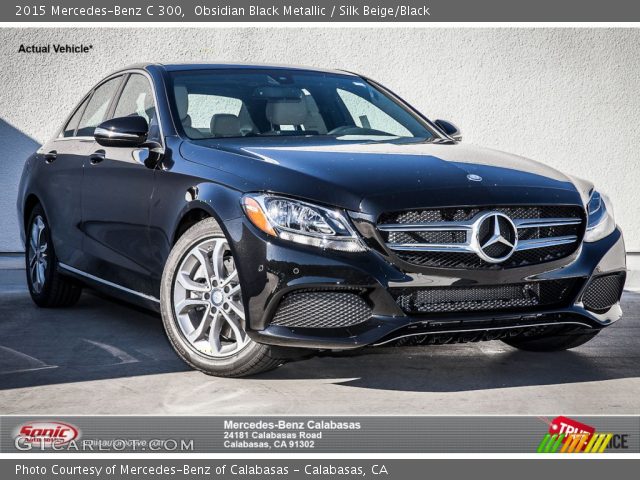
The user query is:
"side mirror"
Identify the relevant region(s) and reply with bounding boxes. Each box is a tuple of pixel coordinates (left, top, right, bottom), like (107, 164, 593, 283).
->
(435, 119, 462, 142)
(94, 116, 149, 148)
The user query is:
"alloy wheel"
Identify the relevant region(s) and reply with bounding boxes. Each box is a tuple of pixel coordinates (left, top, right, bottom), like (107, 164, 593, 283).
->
(28, 215, 48, 294)
(173, 238, 250, 358)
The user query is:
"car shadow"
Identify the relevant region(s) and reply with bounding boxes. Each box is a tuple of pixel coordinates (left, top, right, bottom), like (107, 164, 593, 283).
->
(1, 267, 638, 393)
(0, 269, 190, 390)
(259, 339, 640, 392)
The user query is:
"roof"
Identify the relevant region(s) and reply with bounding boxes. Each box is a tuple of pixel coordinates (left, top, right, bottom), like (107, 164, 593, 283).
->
(121, 62, 357, 76)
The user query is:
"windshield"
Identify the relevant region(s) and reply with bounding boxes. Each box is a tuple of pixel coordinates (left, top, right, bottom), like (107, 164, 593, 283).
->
(168, 69, 436, 141)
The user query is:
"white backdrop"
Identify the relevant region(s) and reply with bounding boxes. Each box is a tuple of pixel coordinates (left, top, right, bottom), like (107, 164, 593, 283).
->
(1, 27, 639, 251)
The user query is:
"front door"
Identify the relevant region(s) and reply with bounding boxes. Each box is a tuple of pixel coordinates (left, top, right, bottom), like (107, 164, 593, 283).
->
(79, 73, 160, 296)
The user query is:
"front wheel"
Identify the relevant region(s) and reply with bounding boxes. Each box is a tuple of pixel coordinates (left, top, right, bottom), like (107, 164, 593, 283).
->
(502, 327, 600, 352)
(160, 218, 287, 377)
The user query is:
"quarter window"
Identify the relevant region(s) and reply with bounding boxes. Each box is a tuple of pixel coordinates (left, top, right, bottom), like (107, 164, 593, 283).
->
(76, 76, 122, 137)
(114, 74, 154, 122)
(114, 74, 160, 142)
(61, 96, 90, 138)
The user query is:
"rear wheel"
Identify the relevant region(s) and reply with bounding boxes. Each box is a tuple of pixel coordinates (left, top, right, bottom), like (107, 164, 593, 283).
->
(502, 327, 600, 351)
(160, 217, 287, 377)
(25, 205, 82, 307)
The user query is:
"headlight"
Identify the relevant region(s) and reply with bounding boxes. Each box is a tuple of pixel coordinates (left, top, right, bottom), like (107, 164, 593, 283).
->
(241, 194, 366, 252)
(584, 190, 616, 242)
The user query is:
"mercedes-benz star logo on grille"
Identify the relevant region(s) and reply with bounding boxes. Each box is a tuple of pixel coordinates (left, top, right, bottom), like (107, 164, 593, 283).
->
(474, 212, 518, 263)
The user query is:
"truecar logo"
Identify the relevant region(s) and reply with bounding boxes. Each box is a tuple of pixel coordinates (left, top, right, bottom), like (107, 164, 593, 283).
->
(537, 416, 628, 453)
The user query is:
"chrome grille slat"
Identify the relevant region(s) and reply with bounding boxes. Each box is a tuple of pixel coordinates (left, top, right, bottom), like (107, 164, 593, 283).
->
(388, 234, 579, 253)
(515, 235, 578, 251)
(513, 218, 582, 228)
(386, 243, 474, 252)
(378, 222, 473, 232)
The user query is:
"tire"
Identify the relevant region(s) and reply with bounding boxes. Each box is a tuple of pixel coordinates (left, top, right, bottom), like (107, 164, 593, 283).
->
(502, 327, 600, 352)
(25, 204, 82, 308)
(160, 217, 287, 377)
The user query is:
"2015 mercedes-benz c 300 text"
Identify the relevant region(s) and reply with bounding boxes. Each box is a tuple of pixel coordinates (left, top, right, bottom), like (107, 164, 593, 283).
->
(17, 63, 627, 376)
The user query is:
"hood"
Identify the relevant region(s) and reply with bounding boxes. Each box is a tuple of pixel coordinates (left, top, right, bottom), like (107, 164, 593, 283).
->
(181, 137, 588, 214)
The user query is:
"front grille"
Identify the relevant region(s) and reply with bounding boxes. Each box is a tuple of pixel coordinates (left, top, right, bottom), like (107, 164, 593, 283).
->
(581, 273, 626, 313)
(270, 290, 371, 328)
(391, 279, 580, 314)
(378, 205, 584, 270)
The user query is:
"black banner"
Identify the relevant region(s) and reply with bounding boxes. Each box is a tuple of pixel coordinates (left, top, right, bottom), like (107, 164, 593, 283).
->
(5, 0, 640, 23)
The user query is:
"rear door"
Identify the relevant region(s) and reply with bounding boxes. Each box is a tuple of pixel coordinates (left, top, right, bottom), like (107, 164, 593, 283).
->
(80, 72, 160, 296)
(37, 94, 94, 266)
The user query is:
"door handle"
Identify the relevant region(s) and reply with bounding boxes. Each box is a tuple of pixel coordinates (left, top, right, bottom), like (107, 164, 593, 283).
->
(44, 150, 57, 163)
(89, 149, 106, 165)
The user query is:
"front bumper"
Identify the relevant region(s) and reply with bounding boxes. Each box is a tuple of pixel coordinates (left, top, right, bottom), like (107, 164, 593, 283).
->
(226, 217, 626, 350)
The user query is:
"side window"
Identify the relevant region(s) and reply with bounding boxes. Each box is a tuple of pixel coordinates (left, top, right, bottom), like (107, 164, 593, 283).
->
(337, 88, 411, 137)
(76, 76, 122, 137)
(61, 96, 90, 138)
(114, 74, 160, 142)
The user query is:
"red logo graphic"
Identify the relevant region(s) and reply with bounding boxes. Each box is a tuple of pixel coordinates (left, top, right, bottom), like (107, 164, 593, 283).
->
(16, 421, 80, 447)
(548, 416, 595, 443)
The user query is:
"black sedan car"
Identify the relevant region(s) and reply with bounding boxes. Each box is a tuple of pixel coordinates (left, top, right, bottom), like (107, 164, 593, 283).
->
(17, 63, 626, 376)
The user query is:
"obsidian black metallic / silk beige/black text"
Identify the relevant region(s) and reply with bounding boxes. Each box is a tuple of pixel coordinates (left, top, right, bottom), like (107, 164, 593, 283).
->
(17, 63, 627, 376)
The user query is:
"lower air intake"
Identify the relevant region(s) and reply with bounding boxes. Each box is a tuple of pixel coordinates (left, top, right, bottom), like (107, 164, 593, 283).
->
(270, 290, 371, 328)
(581, 273, 626, 313)
(391, 279, 579, 314)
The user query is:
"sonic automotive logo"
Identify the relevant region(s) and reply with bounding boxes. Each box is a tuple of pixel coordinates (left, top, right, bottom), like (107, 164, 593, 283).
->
(537, 416, 628, 453)
(14, 421, 80, 449)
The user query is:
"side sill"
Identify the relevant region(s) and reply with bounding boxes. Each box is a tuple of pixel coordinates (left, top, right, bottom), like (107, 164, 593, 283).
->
(58, 262, 160, 303)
